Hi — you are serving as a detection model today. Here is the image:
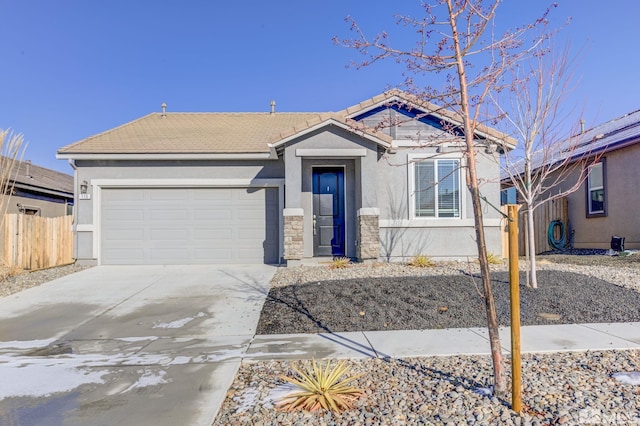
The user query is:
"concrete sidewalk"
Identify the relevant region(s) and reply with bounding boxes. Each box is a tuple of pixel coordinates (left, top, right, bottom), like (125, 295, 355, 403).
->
(244, 322, 640, 361)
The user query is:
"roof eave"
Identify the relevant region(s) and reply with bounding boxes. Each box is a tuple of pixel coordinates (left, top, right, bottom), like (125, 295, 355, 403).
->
(55, 152, 276, 161)
(12, 182, 73, 198)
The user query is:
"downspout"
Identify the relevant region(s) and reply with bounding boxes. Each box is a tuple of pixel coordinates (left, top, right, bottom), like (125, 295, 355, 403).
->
(267, 143, 278, 160)
(68, 159, 79, 260)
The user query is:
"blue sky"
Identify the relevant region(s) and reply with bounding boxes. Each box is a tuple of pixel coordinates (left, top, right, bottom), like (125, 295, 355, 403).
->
(1, 1, 638, 173)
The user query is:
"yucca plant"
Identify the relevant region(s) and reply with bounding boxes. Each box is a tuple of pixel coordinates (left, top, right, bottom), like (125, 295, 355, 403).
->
(486, 252, 503, 264)
(276, 359, 363, 414)
(407, 254, 435, 268)
(329, 257, 351, 269)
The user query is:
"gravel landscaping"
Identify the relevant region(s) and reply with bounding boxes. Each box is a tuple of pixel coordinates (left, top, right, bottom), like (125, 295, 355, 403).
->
(0, 263, 92, 298)
(257, 259, 640, 334)
(215, 255, 640, 426)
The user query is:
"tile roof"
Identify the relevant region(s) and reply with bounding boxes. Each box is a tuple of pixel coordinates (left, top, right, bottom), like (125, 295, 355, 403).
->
(4, 157, 73, 195)
(58, 112, 329, 155)
(57, 90, 513, 156)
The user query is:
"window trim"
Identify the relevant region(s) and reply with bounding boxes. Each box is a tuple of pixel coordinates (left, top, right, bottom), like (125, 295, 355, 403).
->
(585, 158, 606, 218)
(408, 154, 463, 220)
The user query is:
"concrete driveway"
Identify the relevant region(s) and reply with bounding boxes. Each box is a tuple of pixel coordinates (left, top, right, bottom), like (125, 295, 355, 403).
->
(0, 264, 276, 426)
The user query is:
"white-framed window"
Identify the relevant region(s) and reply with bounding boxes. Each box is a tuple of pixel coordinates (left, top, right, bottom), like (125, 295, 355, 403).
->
(412, 157, 461, 218)
(586, 159, 606, 217)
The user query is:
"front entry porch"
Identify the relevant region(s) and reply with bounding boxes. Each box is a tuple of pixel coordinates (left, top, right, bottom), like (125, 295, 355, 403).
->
(282, 158, 380, 265)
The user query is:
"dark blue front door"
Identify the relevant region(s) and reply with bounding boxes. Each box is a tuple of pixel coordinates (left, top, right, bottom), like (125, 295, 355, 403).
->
(312, 168, 345, 257)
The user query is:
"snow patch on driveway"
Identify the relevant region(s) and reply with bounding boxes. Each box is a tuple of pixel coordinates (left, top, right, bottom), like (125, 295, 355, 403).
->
(124, 368, 170, 392)
(153, 312, 207, 329)
(0, 356, 109, 399)
(0, 351, 184, 399)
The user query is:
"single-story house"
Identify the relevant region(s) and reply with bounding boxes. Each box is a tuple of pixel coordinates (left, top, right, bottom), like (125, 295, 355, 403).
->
(56, 90, 514, 266)
(503, 109, 640, 251)
(0, 157, 74, 261)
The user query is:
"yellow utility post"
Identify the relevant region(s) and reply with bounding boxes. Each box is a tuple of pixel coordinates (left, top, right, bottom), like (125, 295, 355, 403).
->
(508, 204, 522, 413)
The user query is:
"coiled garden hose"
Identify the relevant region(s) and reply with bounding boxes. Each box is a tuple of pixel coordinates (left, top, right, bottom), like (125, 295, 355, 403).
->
(548, 220, 569, 250)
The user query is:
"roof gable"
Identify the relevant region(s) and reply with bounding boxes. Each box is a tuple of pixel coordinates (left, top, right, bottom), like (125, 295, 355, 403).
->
(267, 112, 392, 149)
(351, 104, 465, 139)
(342, 90, 516, 148)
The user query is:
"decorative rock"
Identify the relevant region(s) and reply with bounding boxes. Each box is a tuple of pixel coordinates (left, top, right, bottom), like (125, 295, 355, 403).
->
(214, 350, 640, 425)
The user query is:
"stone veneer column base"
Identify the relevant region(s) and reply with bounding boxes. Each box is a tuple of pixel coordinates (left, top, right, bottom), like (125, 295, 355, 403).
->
(357, 208, 380, 262)
(283, 208, 304, 262)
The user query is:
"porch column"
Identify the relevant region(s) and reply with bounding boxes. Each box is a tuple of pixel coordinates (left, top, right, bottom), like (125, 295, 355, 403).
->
(357, 207, 380, 262)
(283, 208, 304, 263)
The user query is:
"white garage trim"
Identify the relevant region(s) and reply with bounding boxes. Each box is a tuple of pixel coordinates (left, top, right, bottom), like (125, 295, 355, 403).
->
(91, 178, 284, 264)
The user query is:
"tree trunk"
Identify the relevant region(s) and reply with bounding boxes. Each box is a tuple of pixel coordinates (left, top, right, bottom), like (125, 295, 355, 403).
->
(468, 160, 507, 397)
(446, 0, 506, 397)
(526, 207, 538, 288)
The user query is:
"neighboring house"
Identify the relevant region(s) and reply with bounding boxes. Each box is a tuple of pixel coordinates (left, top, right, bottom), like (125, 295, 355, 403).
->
(0, 158, 74, 261)
(56, 90, 514, 266)
(502, 109, 640, 251)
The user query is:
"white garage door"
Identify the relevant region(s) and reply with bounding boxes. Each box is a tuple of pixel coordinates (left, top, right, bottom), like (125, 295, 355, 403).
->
(100, 187, 279, 265)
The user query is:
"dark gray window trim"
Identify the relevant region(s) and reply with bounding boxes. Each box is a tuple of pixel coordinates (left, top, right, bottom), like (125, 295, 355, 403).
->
(585, 157, 607, 218)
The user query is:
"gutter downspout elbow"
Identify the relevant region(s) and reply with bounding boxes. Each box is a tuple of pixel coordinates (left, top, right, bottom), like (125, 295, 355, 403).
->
(267, 144, 278, 160)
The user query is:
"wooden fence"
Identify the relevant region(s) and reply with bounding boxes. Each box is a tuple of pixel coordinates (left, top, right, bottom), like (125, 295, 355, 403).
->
(501, 197, 569, 258)
(3, 214, 74, 270)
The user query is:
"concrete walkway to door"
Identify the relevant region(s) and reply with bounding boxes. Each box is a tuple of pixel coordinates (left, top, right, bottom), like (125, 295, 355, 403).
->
(0, 264, 276, 426)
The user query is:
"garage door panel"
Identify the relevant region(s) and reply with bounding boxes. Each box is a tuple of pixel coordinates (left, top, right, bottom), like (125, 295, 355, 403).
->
(149, 191, 189, 201)
(103, 209, 145, 221)
(103, 248, 145, 261)
(101, 187, 279, 265)
(192, 248, 234, 260)
(103, 190, 145, 202)
(150, 248, 189, 261)
(194, 190, 232, 201)
(104, 229, 146, 241)
(149, 208, 189, 220)
(194, 229, 233, 240)
(193, 209, 233, 220)
(149, 229, 188, 241)
(237, 209, 265, 220)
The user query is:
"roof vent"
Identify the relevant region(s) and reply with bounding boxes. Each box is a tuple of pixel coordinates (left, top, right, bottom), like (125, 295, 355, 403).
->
(161, 102, 167, 118)
(580, 118, 585, 134)
(25, 160, 32, 179)
(270, 100, 276, 115)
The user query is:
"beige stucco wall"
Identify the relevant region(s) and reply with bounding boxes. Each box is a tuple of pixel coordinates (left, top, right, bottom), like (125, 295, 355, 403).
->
(539, 143, 640, 250)
(573, 145, 639, 249)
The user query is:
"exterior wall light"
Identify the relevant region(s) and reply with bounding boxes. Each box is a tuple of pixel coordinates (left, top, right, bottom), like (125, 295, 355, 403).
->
(79, 180, 91, 200)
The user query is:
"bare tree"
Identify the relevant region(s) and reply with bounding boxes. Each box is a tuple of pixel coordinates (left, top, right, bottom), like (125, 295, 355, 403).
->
(336, 0, 554, 397)
(0, 130, 26, 236)
(495, 40, 599, 289)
